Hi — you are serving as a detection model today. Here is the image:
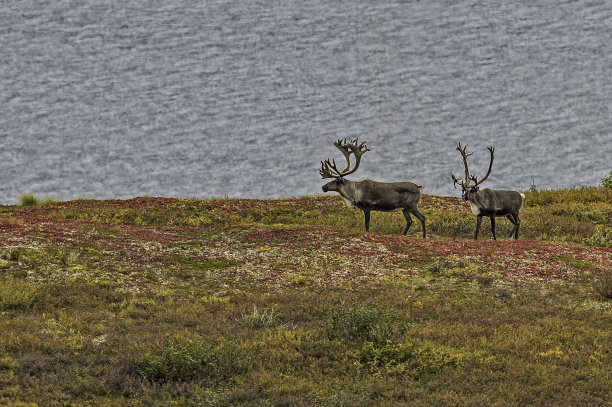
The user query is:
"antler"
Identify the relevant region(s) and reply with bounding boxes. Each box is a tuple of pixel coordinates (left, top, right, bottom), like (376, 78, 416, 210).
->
(472, 146, 494, 187)
(450, 144, 495, 188)
(451, 173, 464, 189)
(450, 143, 472, 188)
(320, 138, 370, 179)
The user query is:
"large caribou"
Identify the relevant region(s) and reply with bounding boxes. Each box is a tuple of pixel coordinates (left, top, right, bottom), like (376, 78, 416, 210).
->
(451, 143, 524, 240)
(320, 138, 426, 238)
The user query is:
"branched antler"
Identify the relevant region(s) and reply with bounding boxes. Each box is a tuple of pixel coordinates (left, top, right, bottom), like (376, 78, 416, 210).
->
(473, 145, 494, 187)
(320, 138, 370, 179)
(451, 173, 464, 189)
(451, 143, 471, 189)
(450, 143, 495, 189)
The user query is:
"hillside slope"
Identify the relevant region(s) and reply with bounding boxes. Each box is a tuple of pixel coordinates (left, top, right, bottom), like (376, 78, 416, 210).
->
(0, 190, 611, 406)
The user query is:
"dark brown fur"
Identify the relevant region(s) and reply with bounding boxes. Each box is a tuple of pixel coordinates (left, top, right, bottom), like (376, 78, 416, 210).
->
(322, 178, 426, 237)
(462, 187, 523, 240)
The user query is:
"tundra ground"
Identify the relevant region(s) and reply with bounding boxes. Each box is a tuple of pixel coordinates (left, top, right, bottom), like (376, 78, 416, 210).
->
(1, 188, 611, 406)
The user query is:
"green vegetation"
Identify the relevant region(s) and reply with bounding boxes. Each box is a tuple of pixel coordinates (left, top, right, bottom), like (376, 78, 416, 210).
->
(0, 188, 610, 406)
(602, 169, 612, 189)
(135, 341, 250, 383)
(18, 193, 56, 206)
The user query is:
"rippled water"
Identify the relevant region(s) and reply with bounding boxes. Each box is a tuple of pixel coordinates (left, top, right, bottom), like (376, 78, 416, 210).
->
(2, 0, 611, 204)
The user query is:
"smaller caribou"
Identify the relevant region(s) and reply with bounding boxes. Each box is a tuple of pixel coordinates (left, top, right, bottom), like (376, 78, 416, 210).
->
(451, 143, 525, 240)
(320, 138, 426, 237)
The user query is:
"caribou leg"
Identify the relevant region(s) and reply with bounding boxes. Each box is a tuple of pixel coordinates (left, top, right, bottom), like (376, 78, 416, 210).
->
(512, 213, 521, 239)
(402, 209, 413, 235)
(409, 209, 427, 238)
(475, 215, 483, 240)
(490, 215, 497, 240)
(506, 214, 518, 238)
(363, 209, 371, 232)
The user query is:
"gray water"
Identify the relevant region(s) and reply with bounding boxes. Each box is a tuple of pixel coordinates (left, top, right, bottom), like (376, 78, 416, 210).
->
(2, 0, 611, 205)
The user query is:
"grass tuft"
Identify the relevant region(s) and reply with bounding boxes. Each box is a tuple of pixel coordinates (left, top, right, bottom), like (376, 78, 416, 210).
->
(18, 193, 56, 206)
(241, 305, 280, 329)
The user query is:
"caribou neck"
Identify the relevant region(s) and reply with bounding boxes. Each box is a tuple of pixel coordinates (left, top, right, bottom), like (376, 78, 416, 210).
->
(335, 179, 363, 207)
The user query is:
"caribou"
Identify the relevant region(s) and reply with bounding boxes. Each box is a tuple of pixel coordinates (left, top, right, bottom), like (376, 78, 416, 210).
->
(451, 143, 525, 240)
(320, 138, 426, 238)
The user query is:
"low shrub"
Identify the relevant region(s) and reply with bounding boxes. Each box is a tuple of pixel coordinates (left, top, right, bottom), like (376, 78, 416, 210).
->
(358, 339, 465, 376)
(593, 274, 612, 302)
(327, 304, 404, 345)
(134, 341, 250, 383)
(0, 279, 41, 310)
(359, 340, 413, 372)
(1, 247, 22, 262)
(583, 227, 612, 247)
(412, 340, 465, 374)
(135, 342, 209, 382)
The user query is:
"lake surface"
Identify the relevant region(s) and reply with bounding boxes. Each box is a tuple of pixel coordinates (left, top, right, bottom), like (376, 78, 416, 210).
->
(2, 0, 611, 204)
